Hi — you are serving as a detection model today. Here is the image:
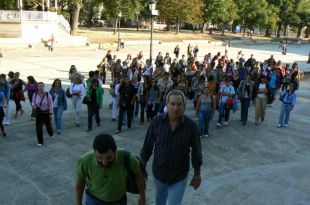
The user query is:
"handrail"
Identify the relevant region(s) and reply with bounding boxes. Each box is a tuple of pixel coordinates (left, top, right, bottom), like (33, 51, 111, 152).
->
(0, 10, 57, 21)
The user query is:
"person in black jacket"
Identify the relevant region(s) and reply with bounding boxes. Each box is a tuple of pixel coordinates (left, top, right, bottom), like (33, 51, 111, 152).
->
(116, 76, 137, 133)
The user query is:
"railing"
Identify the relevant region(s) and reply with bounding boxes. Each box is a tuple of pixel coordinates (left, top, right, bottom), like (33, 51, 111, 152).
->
(0, 10, 57, 21)
(56, 15, 71, 33)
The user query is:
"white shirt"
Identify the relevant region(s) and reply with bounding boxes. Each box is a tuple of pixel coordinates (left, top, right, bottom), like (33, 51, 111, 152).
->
(70, 83, 84, 97)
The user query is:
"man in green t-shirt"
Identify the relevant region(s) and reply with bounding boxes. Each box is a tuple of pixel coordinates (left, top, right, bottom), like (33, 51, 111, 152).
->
(76, 133, 146, 205)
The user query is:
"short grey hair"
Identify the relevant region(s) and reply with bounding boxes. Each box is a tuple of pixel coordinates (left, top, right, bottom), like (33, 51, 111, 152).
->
(166, 90, 186, 106)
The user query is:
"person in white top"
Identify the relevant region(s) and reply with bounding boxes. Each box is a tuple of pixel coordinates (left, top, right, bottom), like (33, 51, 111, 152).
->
(217, 76, 235, 128)
(143, 59, 153, 79)
(70, 76, 85, 126)
(255, 75, 268, 125)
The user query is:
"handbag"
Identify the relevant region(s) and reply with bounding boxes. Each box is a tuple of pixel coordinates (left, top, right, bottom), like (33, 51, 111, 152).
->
(226, 97, 234, 106)
(66, 87, 72, 98)
(82, 96, 91, 105)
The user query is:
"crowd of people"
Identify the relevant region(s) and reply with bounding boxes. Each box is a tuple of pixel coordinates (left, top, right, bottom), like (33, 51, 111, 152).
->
(0, 46, 301, 144)
(0, 44, 302, 205)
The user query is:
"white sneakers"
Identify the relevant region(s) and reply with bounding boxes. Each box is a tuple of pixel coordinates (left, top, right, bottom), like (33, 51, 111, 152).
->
(217, 123, 221, 128)
(284, 124, 288, 127)
(37, 144, 42, 147)
(224, 121, 229, 126)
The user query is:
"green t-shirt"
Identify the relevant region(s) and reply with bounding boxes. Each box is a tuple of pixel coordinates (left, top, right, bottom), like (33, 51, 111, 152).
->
(76, 149, 140, 202)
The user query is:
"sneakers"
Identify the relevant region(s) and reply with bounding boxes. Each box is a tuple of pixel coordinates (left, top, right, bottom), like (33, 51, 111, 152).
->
(277, 124, 282, 128)
(224, 121, 229, 126)
(86, 128, 92, 132)
(37, 144, 43, 147)
(75, 122, 80, 127)
(217, 123, 221, 128)
(49, 135, 54, 139)
(115, 129, 121, 134)
(57, 130, 62, 135)
(204, 134, 209, 138)
(284, 124, 288, 127)
(2, 132, 6, 137)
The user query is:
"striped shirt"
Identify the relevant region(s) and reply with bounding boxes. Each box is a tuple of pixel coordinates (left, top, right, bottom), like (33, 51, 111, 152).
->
(140, 113, 202, 185)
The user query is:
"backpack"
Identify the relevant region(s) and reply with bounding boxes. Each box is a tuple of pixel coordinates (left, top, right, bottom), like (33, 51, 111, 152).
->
(123, 150, 147, 194)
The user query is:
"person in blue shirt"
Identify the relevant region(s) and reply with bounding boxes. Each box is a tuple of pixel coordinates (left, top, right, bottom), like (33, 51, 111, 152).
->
(0, 74, 11, 125)
(278, 83, 297, 128)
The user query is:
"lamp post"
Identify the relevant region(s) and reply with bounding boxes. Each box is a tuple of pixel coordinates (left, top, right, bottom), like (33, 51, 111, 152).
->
(117, 11, 122, 51)
(149, 0, 158, 64)
(228, 20, 233, 47)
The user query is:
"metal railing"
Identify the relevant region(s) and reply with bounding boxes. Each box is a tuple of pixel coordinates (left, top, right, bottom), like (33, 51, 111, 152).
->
(56, 14, 71, 33)
(0, 10, 57, 21)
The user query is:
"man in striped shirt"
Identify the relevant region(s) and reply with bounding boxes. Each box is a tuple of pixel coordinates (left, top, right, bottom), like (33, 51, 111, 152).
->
(140, 90, 202, 205)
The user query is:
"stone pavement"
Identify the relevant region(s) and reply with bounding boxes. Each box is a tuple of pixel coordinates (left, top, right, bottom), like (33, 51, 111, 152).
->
(0, 43, 310, 205)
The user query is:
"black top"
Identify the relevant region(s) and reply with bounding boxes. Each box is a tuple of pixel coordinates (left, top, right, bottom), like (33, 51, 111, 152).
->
(140, 113, 202, 185)
(118, 84, 137, 106)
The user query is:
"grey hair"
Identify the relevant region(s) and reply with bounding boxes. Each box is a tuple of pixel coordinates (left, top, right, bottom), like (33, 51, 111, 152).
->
(166, 90, 186, 107)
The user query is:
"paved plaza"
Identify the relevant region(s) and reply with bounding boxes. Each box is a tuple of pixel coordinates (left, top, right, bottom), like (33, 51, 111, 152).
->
(0, 42, 310, 205)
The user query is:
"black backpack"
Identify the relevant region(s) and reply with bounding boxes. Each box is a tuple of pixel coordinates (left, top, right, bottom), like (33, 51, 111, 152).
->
(123, 150, 147, 194)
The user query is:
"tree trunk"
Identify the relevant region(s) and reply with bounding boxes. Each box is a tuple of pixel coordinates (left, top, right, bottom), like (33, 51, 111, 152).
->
(201, 22, 206, 33)
(176, 16, 180, 35)
(283, 24, 287, 36)
(114, 17, 118, 35)
(265, 28, 271, 37)
(276, 21, 282, 38)
(87, 1, 92, 28)
(305, 26, 310, 38)
(71, 3, 82, 35)
(296, 25, 302, 38)
(136, 14, 139, 31)
(243, 26, 246, 36)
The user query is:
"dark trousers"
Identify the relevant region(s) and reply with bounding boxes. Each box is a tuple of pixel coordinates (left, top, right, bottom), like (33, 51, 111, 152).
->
(101, 72, 106, 84)
(218, 103, 231, 124)
(88, 103, 100, 129)
(14, 99, 22, 112)
(36, 113, 53, 144)
(139, 101, 146, 123)
(147, 103, 159, 120)
(240, 98, 251, 123)
(86, 189, 127, 205)
(0, 107, 4, 134)
(118, 105, 133, 130)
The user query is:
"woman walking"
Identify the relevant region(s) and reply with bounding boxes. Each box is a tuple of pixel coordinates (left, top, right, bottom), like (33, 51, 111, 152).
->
(70, 76, 85, 127)
(11, 72, 26, 118)
(217, 76, 235, 128)
(49, 79, 67, 135)
(32, 82, 54, 147)
(254, 76, 269, 125)
(196, 86, 216, 138)
(237, 75, 254, 125)
(25, 76, 38, 120)
(278, 83, 296, 128)
(85, 79, 103, 132)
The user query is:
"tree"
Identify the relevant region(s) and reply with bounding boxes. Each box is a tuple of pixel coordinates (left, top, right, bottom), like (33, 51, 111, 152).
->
(294, 0, 310, 37)
(202, 0, 238, 34)
(236, 0, 269, 35)
(157, 0, 204, 34)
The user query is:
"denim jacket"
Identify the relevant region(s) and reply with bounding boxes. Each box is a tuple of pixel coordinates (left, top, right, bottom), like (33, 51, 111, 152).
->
(49, 88, 67, 111)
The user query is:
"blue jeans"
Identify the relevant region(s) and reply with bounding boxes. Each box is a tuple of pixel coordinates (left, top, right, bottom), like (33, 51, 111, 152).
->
(53, 106, 64, 130)
(154, 177, 187, 205)
(278, 103, 293, 125)
(240, 98, 251, 123)
(198, 110, 212, 136)
(270, 88, 277, 103)
(86, 190, 127, 205)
